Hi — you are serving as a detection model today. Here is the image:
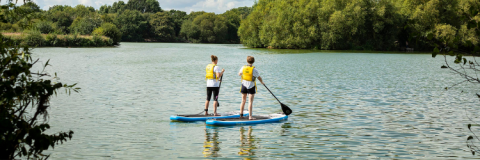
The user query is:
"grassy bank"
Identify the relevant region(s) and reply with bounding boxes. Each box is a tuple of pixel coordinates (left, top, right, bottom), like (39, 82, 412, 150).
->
(2, 32, 115, 47)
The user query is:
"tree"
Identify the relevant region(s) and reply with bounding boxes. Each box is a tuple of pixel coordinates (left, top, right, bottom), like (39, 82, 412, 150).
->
(179, 11, 206, 42)
(72, 4, 95, 18)
(20, 1, 40, 13)
(168, 9, 187, 37)
(34, 20, 54, 34)
(99, 4, 111, 14)
(110, 1, 127, 13)
(149, 12, 175, 41)
(114, 9, 147, 41)
(179, 19, 200, 42)
(69, 15, 102, 35)
(180, 12, 227, 43)
(126, 0, 162, 13)
(222, 7, 252, 43)
(92, 22, 122, 44)
(50, 12, 73, 34)
(0, 1, 77, 159)
(424, 0, 480, 155)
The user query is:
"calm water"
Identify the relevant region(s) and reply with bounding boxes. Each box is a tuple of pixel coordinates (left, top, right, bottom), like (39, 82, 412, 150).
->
(32, 43, 479, 159)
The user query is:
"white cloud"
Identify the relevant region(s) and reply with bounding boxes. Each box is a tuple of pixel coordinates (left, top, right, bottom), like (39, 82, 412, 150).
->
(226, 2, 235, 9)
(182, 0, 254, 14)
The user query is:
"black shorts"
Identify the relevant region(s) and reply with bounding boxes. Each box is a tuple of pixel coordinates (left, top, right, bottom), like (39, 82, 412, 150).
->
(206, 87, 219, 101)
(240, 85, 256, 94)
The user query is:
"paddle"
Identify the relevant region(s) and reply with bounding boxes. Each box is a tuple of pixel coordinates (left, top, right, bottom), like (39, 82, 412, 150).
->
(262, 84, 292, 115)
(215, 74, 224, 108)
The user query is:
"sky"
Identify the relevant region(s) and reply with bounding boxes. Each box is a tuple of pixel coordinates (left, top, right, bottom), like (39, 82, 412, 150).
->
(10, 0, 255, 14)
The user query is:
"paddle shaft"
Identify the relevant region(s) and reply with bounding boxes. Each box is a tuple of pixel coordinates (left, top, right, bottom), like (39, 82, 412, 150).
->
(262, 84, 282, 104)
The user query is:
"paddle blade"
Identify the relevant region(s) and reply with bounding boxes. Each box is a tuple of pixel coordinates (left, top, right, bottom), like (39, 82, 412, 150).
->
(281, 103, 292, 115)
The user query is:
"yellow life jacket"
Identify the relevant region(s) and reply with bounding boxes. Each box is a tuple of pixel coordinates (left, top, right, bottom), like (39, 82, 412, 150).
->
(241, 65, 255, 81)
(240, 65, 257, 92)
(205, 64, 217, 80)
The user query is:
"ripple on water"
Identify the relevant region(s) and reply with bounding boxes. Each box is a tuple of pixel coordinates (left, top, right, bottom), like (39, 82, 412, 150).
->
(31, 43, 480, 159)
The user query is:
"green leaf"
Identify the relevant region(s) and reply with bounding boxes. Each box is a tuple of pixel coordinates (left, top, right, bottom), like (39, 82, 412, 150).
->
(44, 59, 50, 68)
(427, 33, 433, 40)
(463, 58, 467, 65)
(454, 59, 461, 64)
(448, 51, 454, 56)
(432, 47, 439, 58)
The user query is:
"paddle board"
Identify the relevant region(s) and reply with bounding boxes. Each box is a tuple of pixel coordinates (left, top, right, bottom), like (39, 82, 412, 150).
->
(206, 113, 288, 126)
(170, 111, 248, 122)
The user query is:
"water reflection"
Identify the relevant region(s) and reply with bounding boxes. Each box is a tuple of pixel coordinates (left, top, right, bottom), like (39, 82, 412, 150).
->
(34, 43, 480, 159)
(239, 126, 257, 159)
(203, 128, 221, 157)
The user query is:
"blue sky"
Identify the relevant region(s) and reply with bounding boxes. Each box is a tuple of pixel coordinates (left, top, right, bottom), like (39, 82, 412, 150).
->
(12, 0, 255, 14)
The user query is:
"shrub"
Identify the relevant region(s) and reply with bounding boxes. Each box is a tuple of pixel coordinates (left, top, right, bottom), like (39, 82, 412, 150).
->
(44, 34, 55, 46)
(23, 30, 44, 47)
(92, 35, 105, 46)
(11, 24, 21, 32)
(92, 22, 121, 45)
(69, 16, 102, 35)
(35, 21, 54, 34)
(0, 22, 12, 31)
(106, 38, 114, 46)
(56, 36, 67, 46)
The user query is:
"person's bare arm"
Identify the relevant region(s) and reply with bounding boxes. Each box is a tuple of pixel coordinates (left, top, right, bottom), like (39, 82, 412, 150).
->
(257, 76, 264, 85)
(217, 69, 225, 80)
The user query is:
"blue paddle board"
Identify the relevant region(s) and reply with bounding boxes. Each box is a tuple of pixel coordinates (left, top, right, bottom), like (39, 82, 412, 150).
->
(206, 113, 288, 126)
(170, 111, 248, 122)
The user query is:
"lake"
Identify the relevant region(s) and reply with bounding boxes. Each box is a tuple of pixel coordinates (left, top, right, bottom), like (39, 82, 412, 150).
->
(32, 43, 479, 159)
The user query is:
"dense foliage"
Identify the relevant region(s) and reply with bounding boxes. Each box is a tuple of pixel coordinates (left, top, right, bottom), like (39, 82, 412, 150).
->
(421, 0, 480, 155)
(238, 0, 479, 50)
(180, 12, 228, 43)
(0, 1, 78, 159)
(0, 0, 252, 44)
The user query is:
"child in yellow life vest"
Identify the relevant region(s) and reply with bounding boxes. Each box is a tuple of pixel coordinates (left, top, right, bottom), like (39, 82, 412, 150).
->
(238, 56, 265, 120)
(205, 55, 225, 116)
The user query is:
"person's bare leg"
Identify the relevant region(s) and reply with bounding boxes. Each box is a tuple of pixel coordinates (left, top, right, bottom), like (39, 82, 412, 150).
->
(204, 100, 209, 115)
(248, 94, 255, 120)
(240, 93, 247, 118)
(213, 101, 219, 116)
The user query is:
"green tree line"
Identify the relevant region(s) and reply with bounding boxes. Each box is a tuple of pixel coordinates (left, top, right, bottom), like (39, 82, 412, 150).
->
(0, 0, 252, 44)
(239, 0, 480, 51)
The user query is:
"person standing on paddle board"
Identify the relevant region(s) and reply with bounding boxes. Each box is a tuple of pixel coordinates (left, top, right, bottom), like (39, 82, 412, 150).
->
(205, 55, 225, 116)
(238, 56, 265, 120)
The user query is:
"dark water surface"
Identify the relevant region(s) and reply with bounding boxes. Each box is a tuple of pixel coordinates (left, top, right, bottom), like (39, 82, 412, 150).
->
(33, 43, 479, 159)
